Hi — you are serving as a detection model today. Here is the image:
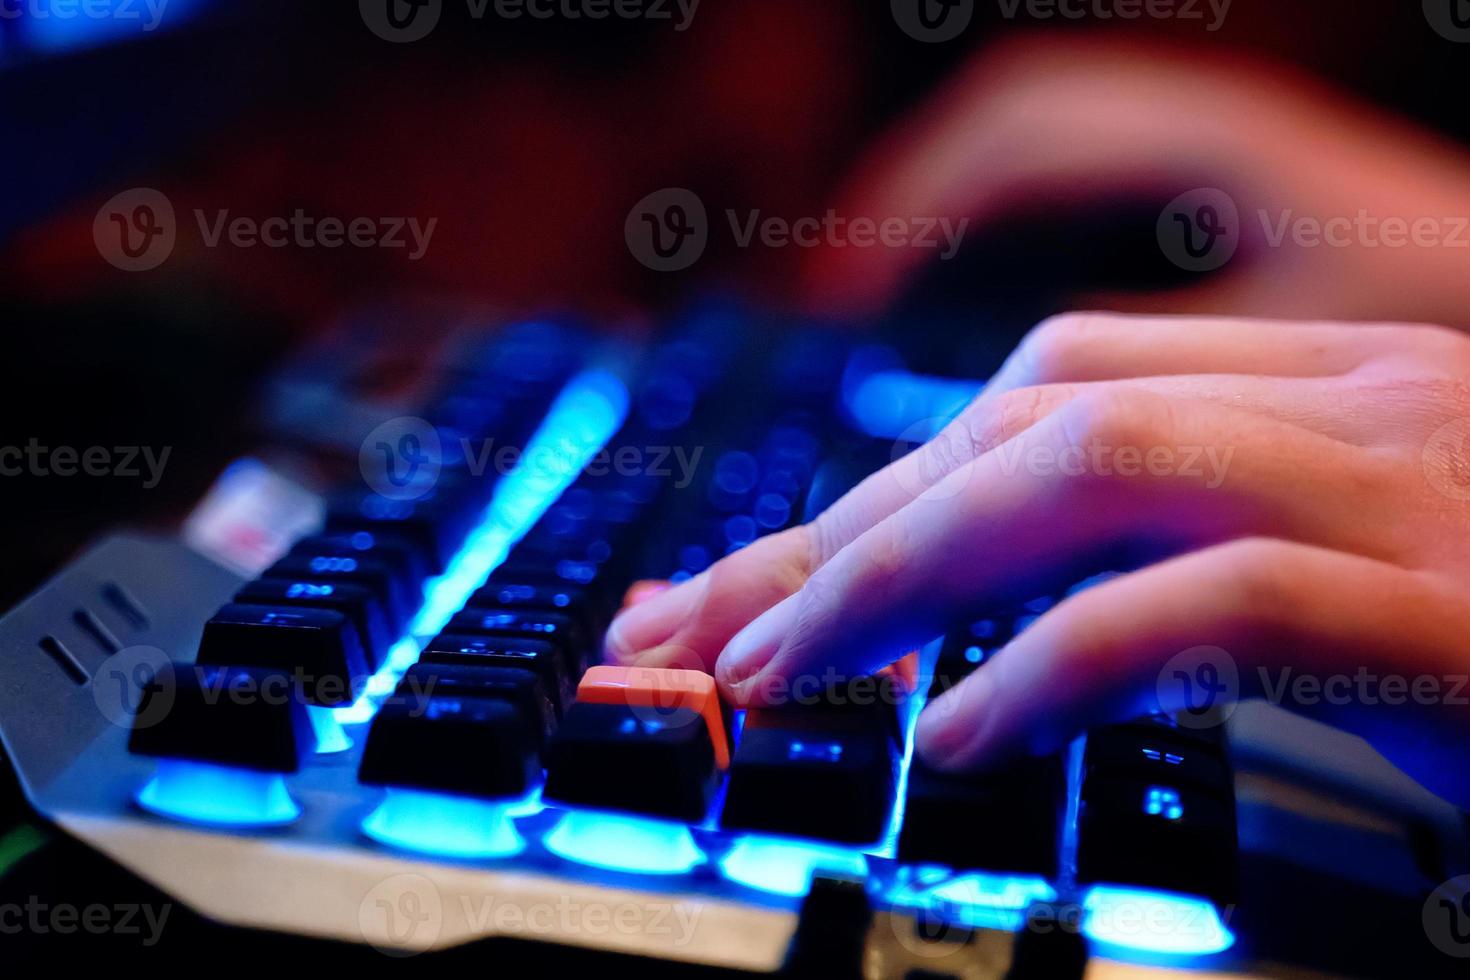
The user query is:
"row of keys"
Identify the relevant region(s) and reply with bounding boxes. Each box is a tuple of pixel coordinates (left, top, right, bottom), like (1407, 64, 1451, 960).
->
(129, 323, 581, 774)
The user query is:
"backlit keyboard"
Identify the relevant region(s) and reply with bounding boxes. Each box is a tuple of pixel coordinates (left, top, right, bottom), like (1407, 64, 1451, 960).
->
(2, 311, 1465, 977)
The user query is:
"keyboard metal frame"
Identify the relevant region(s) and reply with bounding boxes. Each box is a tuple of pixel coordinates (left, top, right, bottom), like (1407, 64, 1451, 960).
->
(2, 533, 1466, 977)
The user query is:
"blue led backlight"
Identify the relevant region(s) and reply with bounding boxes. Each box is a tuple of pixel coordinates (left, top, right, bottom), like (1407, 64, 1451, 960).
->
(543, 811, 704, 875)
(333, 369, 629, 725)
(1082, 886, 1235, 956)
(307, 705, 353, 754)
(719, 838, 868, 897)
(929, 872, 1057, 910)
(787, 740, 842, 762)
(842, 353, 982, 441)
(889, 867, 1057, 931)
(137, 760, 300, 827)
(362, 790, 526, 859)
(1144, 786, 1185, 821)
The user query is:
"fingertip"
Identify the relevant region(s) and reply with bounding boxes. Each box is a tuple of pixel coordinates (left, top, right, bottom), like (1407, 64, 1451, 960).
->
(914, 669, 997, 772)
(603, 575, 706, 663)
(714, 593, 799, 695)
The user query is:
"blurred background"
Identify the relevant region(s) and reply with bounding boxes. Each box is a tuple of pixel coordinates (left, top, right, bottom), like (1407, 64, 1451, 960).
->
(3, 0, 1470, 615)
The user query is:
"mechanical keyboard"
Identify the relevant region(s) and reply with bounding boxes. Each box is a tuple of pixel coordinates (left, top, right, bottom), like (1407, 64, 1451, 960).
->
(1, 309, 1466, 977)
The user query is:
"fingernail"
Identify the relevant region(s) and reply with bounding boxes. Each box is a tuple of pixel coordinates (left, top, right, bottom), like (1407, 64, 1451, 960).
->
(718, 594, 799, 689)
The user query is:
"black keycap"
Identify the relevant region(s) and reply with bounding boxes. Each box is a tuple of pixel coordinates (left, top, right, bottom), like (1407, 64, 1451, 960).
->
(195, 603, 369, 707)
(543, 702, 717, 822)
(720, 716, 896, 844)
(747, 673, 907, 748)
(492, 557, 605, 593)
(446, 608, 586, 675)
(419, 633, 571, 714)
(236, 578, 393, 670)
(395, 663, 555, 748)
(128, 663, 312, 773)
(1076, 774, 1237, 905)
(927, 633, 991, 700)
(896, 756, 1065, 876)
(513, 524, 618, 573)
(290, 531, 430, 588)
(1083, 725, 1229, 792)
(266, 552, 410, 633)
(325, 482, 473, 574)
(1126, 712, 1230, 751)
(358, 695, 540, 800)
(465, 580, 597, 635)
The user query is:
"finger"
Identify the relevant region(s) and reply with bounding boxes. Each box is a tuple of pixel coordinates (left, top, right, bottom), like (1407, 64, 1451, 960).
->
(715, 390, 1399, 700)
(982, 312, 1462, 397)
(606, 381, 1086, 665)
(796, 37, 1344, 316)
(613, 358, 1415, 671)
(913, 539, 1470, 806)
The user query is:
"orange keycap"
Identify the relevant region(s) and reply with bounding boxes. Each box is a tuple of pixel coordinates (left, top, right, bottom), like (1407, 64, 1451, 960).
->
(577, 665, 731, 768)
(621, 579, 672, 610)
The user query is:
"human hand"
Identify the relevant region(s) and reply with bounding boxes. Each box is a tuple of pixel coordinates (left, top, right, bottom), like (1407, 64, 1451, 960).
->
(799, 35, 1470, 328)
(609, 312, 1470, 806)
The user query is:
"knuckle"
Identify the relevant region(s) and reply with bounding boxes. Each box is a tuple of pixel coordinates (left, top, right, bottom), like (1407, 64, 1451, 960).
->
(1402, 322, 1470, 366)
(851, 525, 911, 593)
(1059, 387, 1178, 458)
(964, 385, 1064, 455)
(1210, 537, 1300, 626)
(922, 416, 984, 477)
(1015, 313, 1099, 382)
(1347, 370, 1470, 424)
(1364, 322, 1470, 376)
